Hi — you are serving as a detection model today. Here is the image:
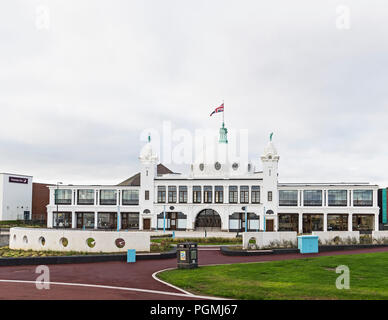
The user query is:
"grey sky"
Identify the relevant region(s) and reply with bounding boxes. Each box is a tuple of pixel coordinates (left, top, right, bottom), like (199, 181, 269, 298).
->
(0, 1, 387, 186)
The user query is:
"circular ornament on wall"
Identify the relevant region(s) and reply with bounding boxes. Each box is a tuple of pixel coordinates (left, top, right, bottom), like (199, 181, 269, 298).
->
(215, 162, 221, 170)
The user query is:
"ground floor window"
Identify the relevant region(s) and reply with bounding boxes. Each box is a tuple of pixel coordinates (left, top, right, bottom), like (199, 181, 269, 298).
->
(278, 214, 298, 232)
(157, 212, 187, 230)
(98, 213, 117, 229)
(76, 212, 95, 229)
(228, 212, 259, 232)
(53, 212, 72, 228)
(327, 214, 348, 231)
(303, 214, 323, 233)
(121, 213, 139, 229)
(352, 214, 374, 231)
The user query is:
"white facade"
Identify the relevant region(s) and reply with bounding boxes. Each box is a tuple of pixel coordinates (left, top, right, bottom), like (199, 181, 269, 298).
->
(0, 173, 33, 221)
(46, 126, 380, 233)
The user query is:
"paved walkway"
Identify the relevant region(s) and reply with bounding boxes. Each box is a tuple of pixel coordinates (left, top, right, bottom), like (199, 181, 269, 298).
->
(0, 246, 388, 300)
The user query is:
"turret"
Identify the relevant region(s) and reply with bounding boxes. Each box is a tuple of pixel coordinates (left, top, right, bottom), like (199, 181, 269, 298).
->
(139, 134, 158, 229)
(261, 133, 279, 220)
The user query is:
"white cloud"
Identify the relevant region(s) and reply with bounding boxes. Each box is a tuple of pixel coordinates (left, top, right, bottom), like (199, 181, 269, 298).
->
(0, 0, 387, 187)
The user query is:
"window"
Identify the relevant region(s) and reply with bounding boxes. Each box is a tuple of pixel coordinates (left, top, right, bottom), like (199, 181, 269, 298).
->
(303, 190, 322, 206)
(279, 190, 298, 206)
(327, 214, 348, 231)
(98, 213, 117, 229)
(229, 186, 238, 203)
(268, 191, 273, 202)
(77, 190, 94, 205)
(168, 186, 177, 203)
(240, 186, 249, 204)
(121, 213, 139, 229)
(145, 190, 149, 201)
(352, 214, 374, 231)
(303, 214, 323, 233)
(251, 186, 260, 204)
(157, 186, 166, 203)
(122, 190, 139, 205)
(100, 190, 117, 205)
(53, 212, 72, 228)
(179, 186, 188, 203)
(278, 214, 298, 232)
(215, 186, 223, 203)
(193, 186, 201, 203)
(328, 190, 347, 206)
(204, 186, 212, 203)
(55, 189, 72, 205)
(76, 213, 94, 229)
(353, 190, 373, 206)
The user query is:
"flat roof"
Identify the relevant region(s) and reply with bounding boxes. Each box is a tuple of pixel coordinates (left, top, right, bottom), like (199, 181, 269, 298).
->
(0, 173, 33, 178)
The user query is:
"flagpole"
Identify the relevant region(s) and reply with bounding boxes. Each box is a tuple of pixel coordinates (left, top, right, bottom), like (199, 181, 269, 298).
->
(222, 100, 224, 124)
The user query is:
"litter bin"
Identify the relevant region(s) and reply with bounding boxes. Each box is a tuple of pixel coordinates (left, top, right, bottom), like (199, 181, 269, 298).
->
(297, 235, 319, 254)
(177, 242, 198, 269)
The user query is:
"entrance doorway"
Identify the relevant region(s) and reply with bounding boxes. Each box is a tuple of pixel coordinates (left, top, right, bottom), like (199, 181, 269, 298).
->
(170, 212, 177, 230)
(266, 219, 274, 231)
(195, 209, 221, 230)
(143, 218, 151, 230)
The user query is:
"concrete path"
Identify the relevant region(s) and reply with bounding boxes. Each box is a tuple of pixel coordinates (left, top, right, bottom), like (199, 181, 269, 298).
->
(0, 246, 387, 300)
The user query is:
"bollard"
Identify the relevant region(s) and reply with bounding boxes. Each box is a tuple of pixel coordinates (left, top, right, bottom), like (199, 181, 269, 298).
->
(127, 249, 136, 263)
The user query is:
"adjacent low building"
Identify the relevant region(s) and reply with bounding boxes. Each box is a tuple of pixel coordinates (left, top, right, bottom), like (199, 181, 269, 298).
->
(0, 173, 33, 221)
(46, 123, 380, 233)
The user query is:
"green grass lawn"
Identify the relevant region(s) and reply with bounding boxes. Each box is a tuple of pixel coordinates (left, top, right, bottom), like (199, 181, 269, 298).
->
(158, 252, 388, 300)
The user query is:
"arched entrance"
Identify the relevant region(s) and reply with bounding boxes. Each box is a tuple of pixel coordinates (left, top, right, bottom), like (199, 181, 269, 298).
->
(195, 209, 221, 230)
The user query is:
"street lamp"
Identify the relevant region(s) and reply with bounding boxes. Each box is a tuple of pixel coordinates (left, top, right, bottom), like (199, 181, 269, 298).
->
(56, 182, 63, 228)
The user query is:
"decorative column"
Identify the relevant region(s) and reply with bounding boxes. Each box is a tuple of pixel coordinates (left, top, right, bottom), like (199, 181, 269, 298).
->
(323, 213, 328, 231)
(298, 213, 303, 234)
(94, 212, 98, 229)
(71, 211, 76, 229)
(348, 213, 353, 231)
(375, 213, 379, 231)
(47, 209, 53, 228)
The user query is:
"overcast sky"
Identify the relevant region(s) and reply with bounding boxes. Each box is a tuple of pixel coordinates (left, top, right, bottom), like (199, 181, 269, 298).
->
(0, 0, 387, 186)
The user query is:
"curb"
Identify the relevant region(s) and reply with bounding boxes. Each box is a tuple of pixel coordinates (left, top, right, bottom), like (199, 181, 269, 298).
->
(0, 248, 177, 266)
(220, 244, 388, 256)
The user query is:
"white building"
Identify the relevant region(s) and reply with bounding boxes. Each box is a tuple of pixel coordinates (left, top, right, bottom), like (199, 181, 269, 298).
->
(47, 124, 379, 233)
(0, 173, 33, 221)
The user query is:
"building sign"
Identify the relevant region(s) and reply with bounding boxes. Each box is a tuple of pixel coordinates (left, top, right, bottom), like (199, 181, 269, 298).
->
(9, 177, 28, 184)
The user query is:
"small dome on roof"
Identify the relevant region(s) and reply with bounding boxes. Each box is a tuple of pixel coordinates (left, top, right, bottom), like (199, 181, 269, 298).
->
(263, 141, 278, 157)
(139, 135, 158, 161)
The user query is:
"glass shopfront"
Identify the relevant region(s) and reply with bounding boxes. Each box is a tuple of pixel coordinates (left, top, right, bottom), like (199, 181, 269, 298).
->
(98, 213, 117, 229)
(278, 214, 299, 232)
(327, 214, 348, 231)
(76, 212, 95, 229)
(121, 213, 139, 229)
(303, 214, 323, 233)
(352, 214, 374, 231)
(53, 212, 72, 228)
